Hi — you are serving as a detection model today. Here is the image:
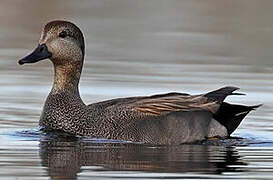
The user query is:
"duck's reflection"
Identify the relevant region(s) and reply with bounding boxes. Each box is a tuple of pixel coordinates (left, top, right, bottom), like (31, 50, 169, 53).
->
(39, 138, 246, 179)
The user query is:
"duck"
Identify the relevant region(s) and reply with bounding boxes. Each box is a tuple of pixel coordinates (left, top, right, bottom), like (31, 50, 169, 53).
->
(18, 20, 260, 145)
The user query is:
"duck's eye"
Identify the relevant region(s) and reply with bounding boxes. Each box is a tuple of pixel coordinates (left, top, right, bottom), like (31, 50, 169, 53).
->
(59, 31, 67, 38)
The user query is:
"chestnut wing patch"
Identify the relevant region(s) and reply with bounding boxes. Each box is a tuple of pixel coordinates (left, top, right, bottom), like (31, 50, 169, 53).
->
(132, 94, 219, 116)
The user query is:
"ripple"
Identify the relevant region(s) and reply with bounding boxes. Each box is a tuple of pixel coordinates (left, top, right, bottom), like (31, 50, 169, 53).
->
(3, 128, 271, 147)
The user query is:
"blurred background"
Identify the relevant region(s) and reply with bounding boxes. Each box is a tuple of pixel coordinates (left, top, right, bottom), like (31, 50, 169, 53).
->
(0, 0, 273, 179)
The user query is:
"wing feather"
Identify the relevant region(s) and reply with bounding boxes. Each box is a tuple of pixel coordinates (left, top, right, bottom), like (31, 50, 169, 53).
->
(132, 93, 219, 116)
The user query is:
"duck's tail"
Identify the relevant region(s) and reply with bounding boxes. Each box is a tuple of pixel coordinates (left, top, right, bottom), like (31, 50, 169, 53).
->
(213, 102, 262, 135)
(204, 86, 245, 103)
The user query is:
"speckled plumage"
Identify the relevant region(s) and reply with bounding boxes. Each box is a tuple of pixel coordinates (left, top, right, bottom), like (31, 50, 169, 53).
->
(19, 20, 261, 145)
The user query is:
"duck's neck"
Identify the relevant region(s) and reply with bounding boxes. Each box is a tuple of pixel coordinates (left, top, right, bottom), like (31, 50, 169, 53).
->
(40, 61, 86, 129)
(51, 61, 83, 96)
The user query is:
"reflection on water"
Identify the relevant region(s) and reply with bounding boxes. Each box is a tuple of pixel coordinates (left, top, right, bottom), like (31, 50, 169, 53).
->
(0, 130, 271, 179)
(40, 138, 245, 179)
(1, 0, 273, 179)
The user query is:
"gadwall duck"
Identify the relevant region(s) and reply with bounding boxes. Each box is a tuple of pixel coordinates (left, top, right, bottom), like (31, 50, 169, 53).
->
(18, 20, 260, 145)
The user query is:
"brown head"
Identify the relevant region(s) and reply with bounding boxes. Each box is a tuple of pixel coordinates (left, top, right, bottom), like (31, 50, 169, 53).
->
(19, 20, 85, 93)
(18, 20, 85, 66)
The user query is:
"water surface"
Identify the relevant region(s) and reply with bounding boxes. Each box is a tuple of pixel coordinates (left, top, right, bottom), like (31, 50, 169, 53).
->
(0, 0, 273, 179)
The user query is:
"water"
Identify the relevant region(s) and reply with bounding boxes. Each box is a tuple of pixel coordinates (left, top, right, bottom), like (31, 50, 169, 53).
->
(0, 0, 273, 179)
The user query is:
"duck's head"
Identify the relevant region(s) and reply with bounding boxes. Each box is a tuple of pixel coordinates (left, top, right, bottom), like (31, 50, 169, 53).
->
(19, 20, 85, 66)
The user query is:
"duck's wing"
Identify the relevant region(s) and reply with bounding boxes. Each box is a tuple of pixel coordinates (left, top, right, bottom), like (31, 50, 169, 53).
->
(92, 86, 241, 116)
(88, 92, 191, 109)
(128, 86, 240, 116)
